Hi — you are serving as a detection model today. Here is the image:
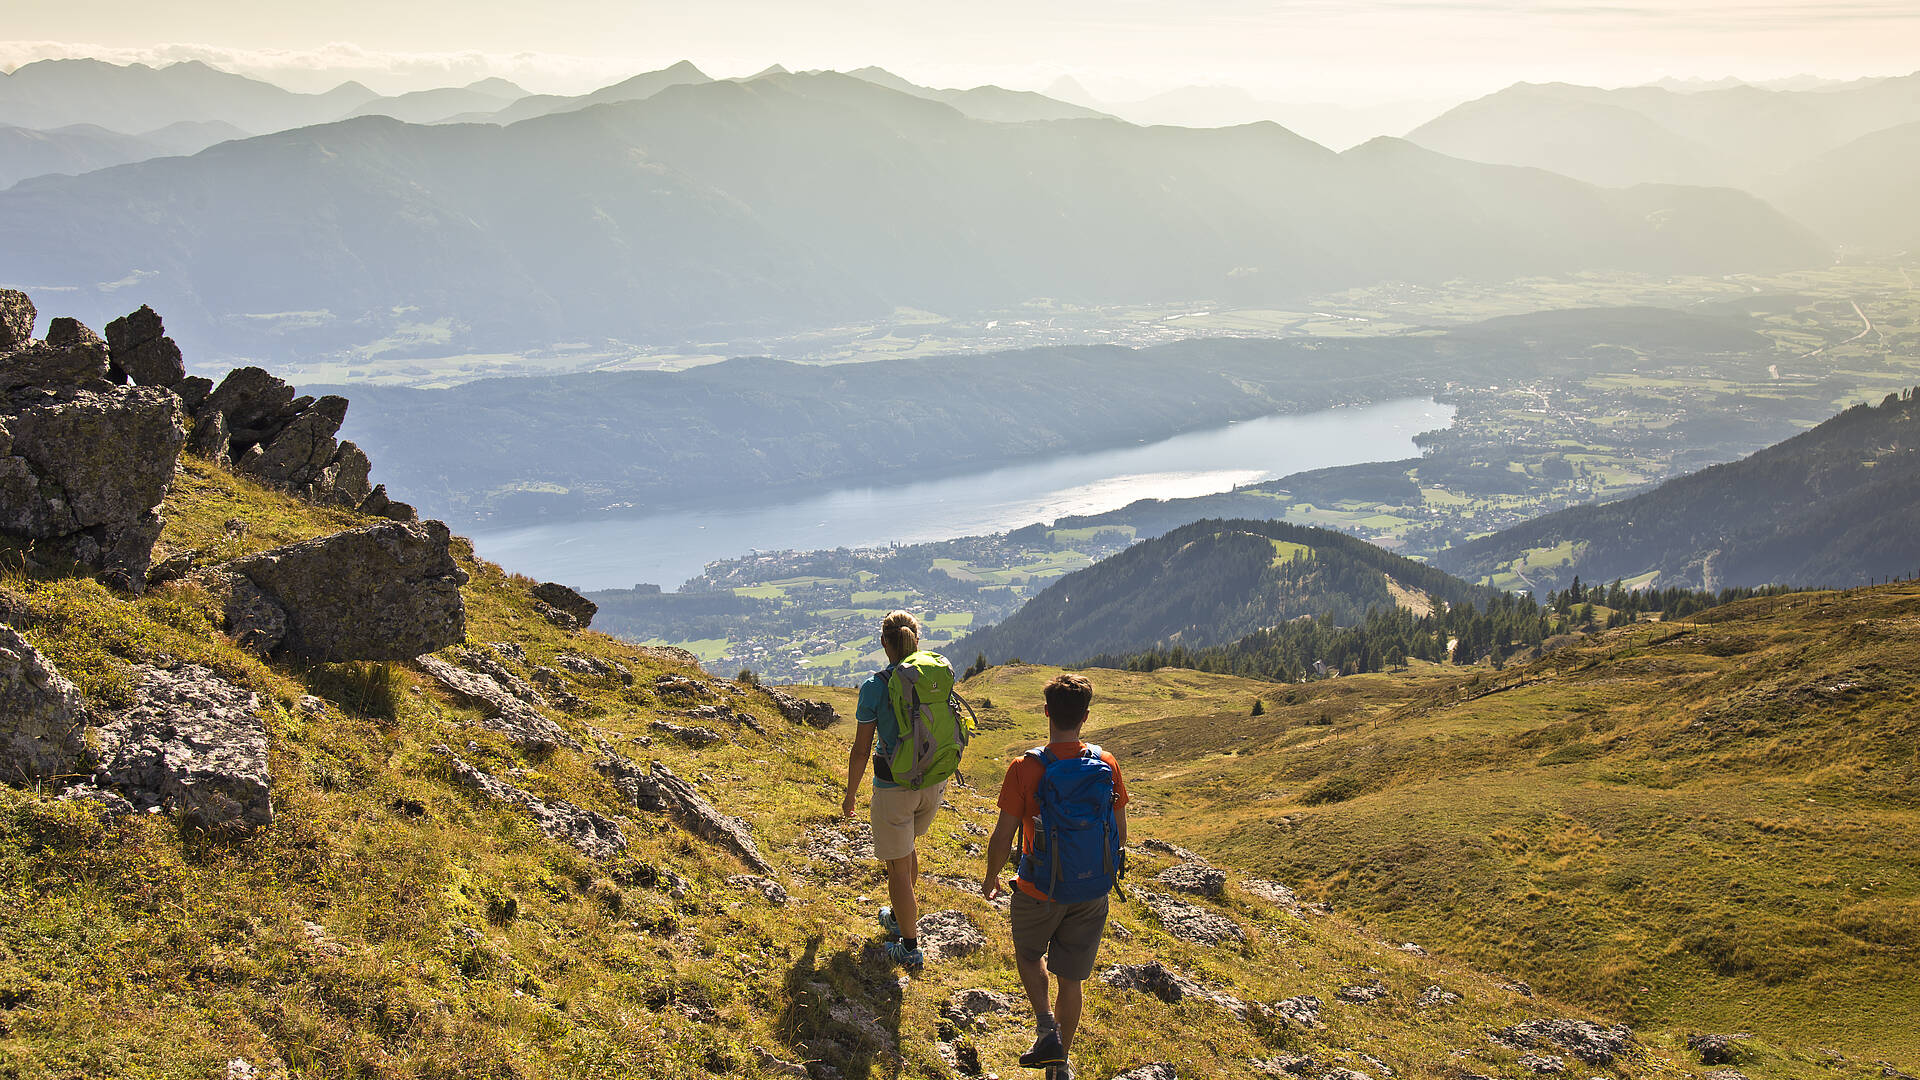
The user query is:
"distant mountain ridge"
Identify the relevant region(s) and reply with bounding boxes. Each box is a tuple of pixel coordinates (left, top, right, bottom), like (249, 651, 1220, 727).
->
(0, 57, 375, 134)
(0, 119, 246, 189)
(0, 72, 1827, 359)
(951, 518, 1493, 666)
(1436, 389, 1920, 592)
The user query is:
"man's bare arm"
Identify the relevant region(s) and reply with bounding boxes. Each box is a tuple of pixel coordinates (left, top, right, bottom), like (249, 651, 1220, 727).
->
(983, 811, 1021, 899)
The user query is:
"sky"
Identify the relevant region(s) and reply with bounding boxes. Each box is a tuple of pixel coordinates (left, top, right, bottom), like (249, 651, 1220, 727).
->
(3, 0, 1917, 104)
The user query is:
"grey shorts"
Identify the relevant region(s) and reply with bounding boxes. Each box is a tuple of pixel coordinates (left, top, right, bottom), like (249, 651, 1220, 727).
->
(1010, 891, 1110, 982)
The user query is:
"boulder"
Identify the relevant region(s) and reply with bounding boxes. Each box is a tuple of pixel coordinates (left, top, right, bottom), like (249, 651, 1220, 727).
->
(246, 395, 347, 489)
(531, 581, 596, 628)
(90, 665, 271, 830)
(1243, 878, 1301, 910)
(1157, 861, 1227, 898)
(210, 520, 467, 661)
(103, 306, 186, 388)
(433, 745, 626, 860)
(357, 484, 416, 522)
(193, 367, 297, 455)
(417, 655, 580, 752)
(0, 624, 92, 783)
(763, 684, 842, 727)
(0, 384, 185, 591)
(1494, 1019, 1635, 1066)
(0, 290, 33, 350)
(173, 376, 213, 413)
(320, 441, 374, 507)
(1141, 890, 1246, 946)
(1, 340, 112, 391)
(1687, 1034, 1741, 1066)
(45, 317, 104, 352)
(597, 748, 773, 874)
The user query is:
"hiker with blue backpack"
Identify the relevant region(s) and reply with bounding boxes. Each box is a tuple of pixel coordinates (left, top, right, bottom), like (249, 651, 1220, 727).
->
(843, 610, 977, 969)
(982, 673, 1128, 1080)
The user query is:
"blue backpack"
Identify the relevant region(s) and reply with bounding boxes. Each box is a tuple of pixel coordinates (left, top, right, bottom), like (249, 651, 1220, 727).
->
(1017, 745, 1121, 904)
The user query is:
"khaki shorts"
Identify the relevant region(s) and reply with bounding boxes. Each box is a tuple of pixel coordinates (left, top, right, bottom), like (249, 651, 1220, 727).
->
(1010, 891, 1110, 982)
(870, 779, 948, 861)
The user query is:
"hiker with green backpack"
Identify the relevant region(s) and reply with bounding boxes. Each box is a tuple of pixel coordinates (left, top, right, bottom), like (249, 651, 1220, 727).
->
(842, 610, 977, 969)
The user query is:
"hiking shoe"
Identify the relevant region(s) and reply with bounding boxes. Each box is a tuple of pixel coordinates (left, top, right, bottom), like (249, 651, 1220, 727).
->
(878, 905, 901, 939)
(1020, 1029, 1065, 1069)
(882, 938, 923, 969)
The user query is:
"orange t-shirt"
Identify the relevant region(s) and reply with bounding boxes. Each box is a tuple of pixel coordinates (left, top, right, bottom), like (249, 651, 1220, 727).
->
(997, 741, 1129, 901)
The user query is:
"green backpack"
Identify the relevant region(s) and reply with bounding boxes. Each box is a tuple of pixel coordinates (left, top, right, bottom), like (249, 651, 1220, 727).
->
(882, 650, 979, 789)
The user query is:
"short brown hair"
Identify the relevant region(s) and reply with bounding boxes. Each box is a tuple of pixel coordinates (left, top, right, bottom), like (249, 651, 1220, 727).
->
(1043, 673, 1093, 729)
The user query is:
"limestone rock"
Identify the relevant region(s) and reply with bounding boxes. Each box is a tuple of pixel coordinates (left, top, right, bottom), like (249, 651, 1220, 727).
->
(104, 306, 185, 388)
(650, 719, 724, 748)
(534, 601, 577, 630)
(1112, 1066, 1177, 1080)
(247, 395, 347, 489)
(1416, 985, 1461, 1008)
(417, 656, 580, 752)
(173, 376, 213, 412)
(0, 624, 92, 783)
(557, 652, 631, 684)
(1138, 838, 1200, 862)
(1157, 860, 1227, 898)
(212, 520, 467, 661)
(0, 290, 33, 350)
(654, 673, 715, 700)
(943, 988, 1018, 1030)
(1687, 1034, 1742, 1066)
(725, 874, 790, 905)
(452, 645, 545, 705)
(916, 909, 985, 960)
(763, 684, 842, 727)
(1517, 1055, 1565, 1075)
(1337, 980, 1388, 1004)
(1243, 878, 1301, 910)
(194, 367, 297, 454)
(433, 745, 625, 859)
(45, 318, 104, 352)
(682, 702, 765, 735)
(358, 484, 417, 522)
(597, 748, 773, 874)
(1494, 1019, 1635, 1066)
(1266, 995, 1323, 1028)
(637, 644, 702, 667)
(321, 440, 374, 506)
(1141, 890, 1245, 946)
(0, 384, 185, 591)
(1, 340, 112, 391)
(531, 581, 596, 628)
(1100, 962, 1252, 1019)
(91, 665, 271, 830)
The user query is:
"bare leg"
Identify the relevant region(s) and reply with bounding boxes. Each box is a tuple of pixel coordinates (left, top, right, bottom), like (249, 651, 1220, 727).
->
(1016, 950, 1052, 1021)
(886, 852, 919, 935)
(1055, 979, 1084, 1053)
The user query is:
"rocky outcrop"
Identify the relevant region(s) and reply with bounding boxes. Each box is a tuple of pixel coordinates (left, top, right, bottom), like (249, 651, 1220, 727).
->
(204, 520, 467, 661)
(597, 747, 773, 875)
(1494, 1019, 1635, 1066)
(1157, 860, 1227, 898)
(452, 645, 545, 705)
(417, 656, 581, 752)
(725, 874, 791, 905)
(1687, 1034, 1743, 1066)
(189, 365, 398, 516)
(0, 624, 92, 783)
(1141, 890, 1246, 946)
(531, 582, 596, 629)
(2, 337, 111, 391)
(1416, 984, 1461, 1008)
(434, 745, 626, 860)
(1112, 1066, 1177, 1080)
(943, 988, 1018, 1031)
(0, 378, 184, 591)
(649, 719, 724, 748)
(763, 685, 842, 728)
(916, 909, 985, 960)
(88, 665, 271, 831)
(103, 305, 185, 389)
(0, 290, 33, 351)
(1101, 962, 1253, 1019)
(1337, 980, 1388, 1003)
(556, 652, 630, 684)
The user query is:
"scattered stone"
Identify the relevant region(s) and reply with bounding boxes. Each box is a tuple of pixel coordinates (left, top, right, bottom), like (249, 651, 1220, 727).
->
(682, 701, 766, 734)
(1138, 838, 1200, 861)
(1706, 1071, 1750, 1080)
(1517, 1055, 1566, 1075)
(1399, 942, 1426, 955)
(725, 874, 790, 905)
(1243, 878, 1300, 908)
(1687, 1034, 1742, 1066)
(417, 656, 581, 752)
(649, 720, 724, 748)
(89, 665, 271, 831)
(531, 582, 596, 629)
(557, 652, 631, 684)
(1100, 962, 1252, 1019)
(1502, 980, 1535, 998)
(1253, 1054, 1321, 1076)
(597, 748, 774, 875)
(1157, 861, 1227, 898)
(1111, 1065, 1177, 1080)
(1494, 1019, 1635, 1066)
(433, 744, 625, 859)
(943, 988, 1018, 1030)
(205, 520, 467, 661)
(1321, 1069, 1371, 1080)
(762, 684, 841, 727)
(800, 820, 876, 868)
(0, 624, 93, 783)
(1416, 985, 1461, 1008)
(491, 641, 528, 664)
(1141, 890, 1245, 946)
(916, 909, 985, 960)
(452, 645, 545, 705)
(654, 673, 714, 699)
(103, 305, 185, 388)
(1337, 980, 1388, 1004)
(0, 290, 33, 350)
(529, 667, 584, 710)
(1265, 995, 1323, 1028)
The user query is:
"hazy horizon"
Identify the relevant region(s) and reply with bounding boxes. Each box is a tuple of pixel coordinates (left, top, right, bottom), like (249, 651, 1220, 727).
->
(5, 0, 1918, 104)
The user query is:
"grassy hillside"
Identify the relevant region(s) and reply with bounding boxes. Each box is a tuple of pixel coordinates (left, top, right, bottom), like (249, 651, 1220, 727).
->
(955, 584, 1920, 1071)
(952, 518, 1493, 667)
(1438, 388, 1920, 592)
(0, 454, 1734, 1080)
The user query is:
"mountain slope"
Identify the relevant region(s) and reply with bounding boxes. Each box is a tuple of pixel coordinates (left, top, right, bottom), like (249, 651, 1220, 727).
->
(0, 72, 1827, 357)
(346, 78, 528, 124)
(0, 57, 376, 134)
(1769, 120, 1920, 250)
(473, 60, 714, 124)
(951, 518, 1493, 666)
(1437, 388, 1920, 592)
(845, 67, 1111, 122)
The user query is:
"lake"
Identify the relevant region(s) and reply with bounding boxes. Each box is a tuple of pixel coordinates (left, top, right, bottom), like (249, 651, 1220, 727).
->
(469, 397, 1454, 591)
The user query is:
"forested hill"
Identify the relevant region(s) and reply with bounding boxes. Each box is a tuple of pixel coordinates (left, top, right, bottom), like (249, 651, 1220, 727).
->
(950, 518, 1493, 666)
(1437, 387, 1920, 592)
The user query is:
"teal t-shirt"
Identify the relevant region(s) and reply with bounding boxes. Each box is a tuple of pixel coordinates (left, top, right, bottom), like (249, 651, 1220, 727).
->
(856, 666, 901, 789)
